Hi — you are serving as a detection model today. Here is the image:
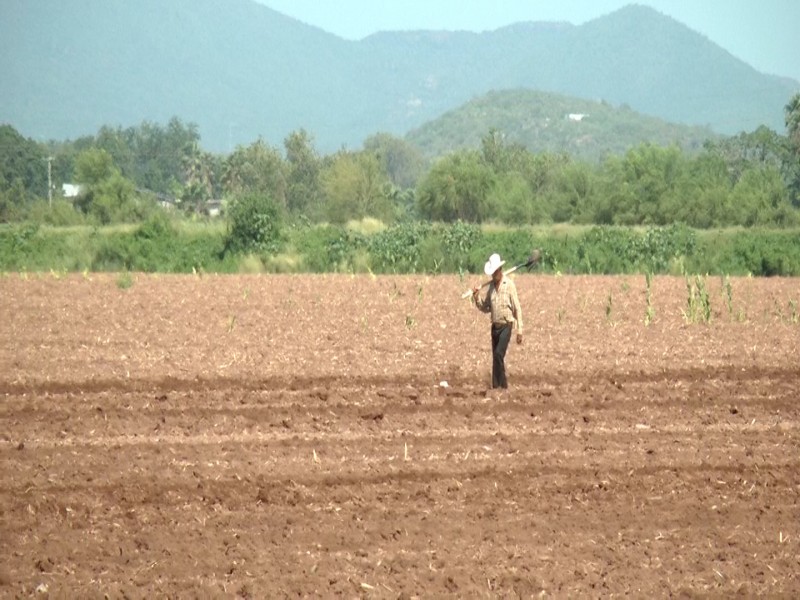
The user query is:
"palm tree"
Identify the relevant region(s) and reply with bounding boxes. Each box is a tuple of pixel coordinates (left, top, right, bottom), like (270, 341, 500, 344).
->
(784, 93, 800, 206)
(786, 93, 800, 152)
(181, 142, 214, 213)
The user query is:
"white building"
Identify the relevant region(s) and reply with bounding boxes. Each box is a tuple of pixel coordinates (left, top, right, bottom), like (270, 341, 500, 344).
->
(61, 183, 83, 198)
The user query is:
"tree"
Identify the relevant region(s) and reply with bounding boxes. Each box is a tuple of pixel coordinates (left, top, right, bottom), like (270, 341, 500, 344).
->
(74, 148, 118, 187)
(549, 161, 597, 223)
(221, 139, 287, 207)
(592, 156, 631, 225)
(786, 93, 800, 153)
(94, 125, 135, 178)
(668, 152, 732, 227)
(624, 144, 684, 225)
(480, 129, 531, 174)
(511, 151, 572, 223)
(590, 144, 686, 226)
(731, 166, 795, 227)
(133, 118, 201, 194)
(416, 150, 495, 222)
(0, 177, 26, 222)
(90, 173, 139, 224)
(784, 93, 800, 205)
(489, 172, 537, 224)
(284, 129, 322, 218)
(73, 148, 140, 224)
(0, 124, 48, 199)
(363, 133, 426, 189)
(321, 151, 392, 224)
(180, 142, 215, 213)
(704, 126, 786, 184)
(705, 123, 799, 213)
(81, 117, 203, 195)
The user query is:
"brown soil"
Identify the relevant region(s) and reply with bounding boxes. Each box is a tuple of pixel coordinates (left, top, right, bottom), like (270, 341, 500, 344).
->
(1, 273, 798, 597)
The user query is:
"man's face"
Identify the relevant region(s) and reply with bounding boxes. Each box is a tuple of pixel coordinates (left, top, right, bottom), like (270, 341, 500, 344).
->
(492, 268, 503, 285)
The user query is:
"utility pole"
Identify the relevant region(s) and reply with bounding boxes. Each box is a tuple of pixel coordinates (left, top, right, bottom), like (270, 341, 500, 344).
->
(47, 156, 53, 207)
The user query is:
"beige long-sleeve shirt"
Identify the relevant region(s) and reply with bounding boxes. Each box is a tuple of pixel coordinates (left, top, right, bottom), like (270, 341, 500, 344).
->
(475, 276, 523, 333)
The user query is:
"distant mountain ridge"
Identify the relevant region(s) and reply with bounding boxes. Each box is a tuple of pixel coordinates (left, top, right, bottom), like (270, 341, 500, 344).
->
(0, 0, 796, 152)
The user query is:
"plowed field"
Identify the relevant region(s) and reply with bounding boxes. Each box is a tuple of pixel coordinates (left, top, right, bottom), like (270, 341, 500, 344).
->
(1, 273, 798, 597)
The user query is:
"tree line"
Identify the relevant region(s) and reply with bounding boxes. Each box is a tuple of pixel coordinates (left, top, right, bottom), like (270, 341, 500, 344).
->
(2, 94, 799, 230)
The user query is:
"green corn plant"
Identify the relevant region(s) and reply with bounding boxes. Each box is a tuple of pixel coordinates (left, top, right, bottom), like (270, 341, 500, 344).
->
(644, 272, 655, 327)
(723, 275, 733, 318)
(116, 272, 133, 290)
(696, 276, 711, 323)
(683, 276, 697, 323)
(683, 275, 710, 324)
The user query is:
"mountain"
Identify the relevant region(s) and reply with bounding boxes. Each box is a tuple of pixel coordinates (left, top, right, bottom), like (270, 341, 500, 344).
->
(405, 89, 718, 161)
(1, 1, 796, 153)
(0, 0, 364, 151)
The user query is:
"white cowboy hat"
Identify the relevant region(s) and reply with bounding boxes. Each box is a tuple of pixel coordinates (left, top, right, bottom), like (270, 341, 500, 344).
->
(484, 253, 506, 276)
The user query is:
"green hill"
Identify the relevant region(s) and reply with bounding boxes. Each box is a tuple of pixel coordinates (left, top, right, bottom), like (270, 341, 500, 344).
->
(405, 89, 718, 161)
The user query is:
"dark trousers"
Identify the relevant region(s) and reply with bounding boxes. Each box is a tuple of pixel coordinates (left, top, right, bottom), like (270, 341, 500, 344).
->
(491, 322, 512, 389)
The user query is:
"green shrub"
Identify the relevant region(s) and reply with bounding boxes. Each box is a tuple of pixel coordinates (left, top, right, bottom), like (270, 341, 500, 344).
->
(25, 200, 87, 227)
(690, 229, 800, 276)
(224, 192, 284, 255)
(2, 219, 799, 276)
(369, 222, 431, 273)
(91, 217, 227, 273)
(289, 224, 367, 272)
(237, 254, 265, 274)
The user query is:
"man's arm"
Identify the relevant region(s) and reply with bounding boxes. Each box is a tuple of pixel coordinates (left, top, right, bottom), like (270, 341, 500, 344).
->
(472, 286, 492, 313)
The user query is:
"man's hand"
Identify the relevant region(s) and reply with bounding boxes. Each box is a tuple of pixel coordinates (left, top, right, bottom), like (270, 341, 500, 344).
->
(472, 286, 480, 300)
(516, 333, 523, 345)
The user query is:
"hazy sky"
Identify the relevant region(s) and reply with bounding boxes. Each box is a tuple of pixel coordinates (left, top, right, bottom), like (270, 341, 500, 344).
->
(256, 0, 800, 82)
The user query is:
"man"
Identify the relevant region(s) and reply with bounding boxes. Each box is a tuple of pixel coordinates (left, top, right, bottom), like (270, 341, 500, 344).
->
(472, 253, 523, 390)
